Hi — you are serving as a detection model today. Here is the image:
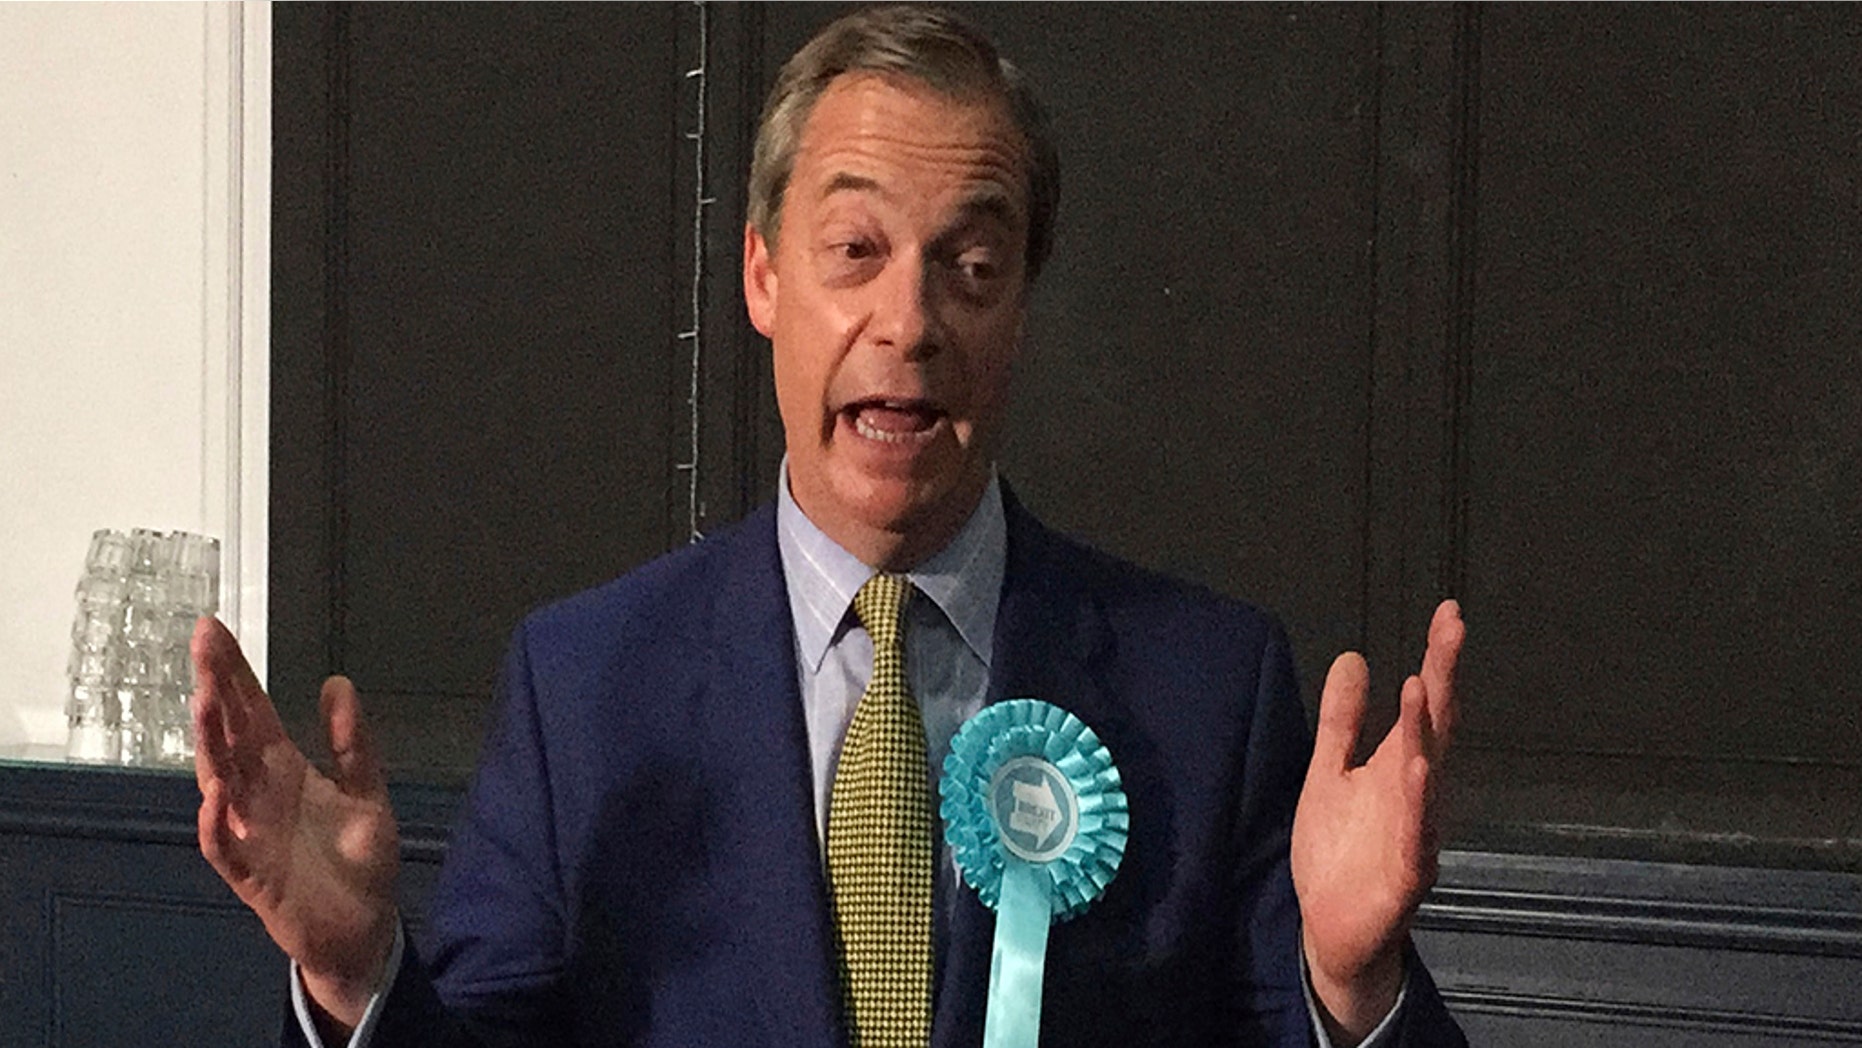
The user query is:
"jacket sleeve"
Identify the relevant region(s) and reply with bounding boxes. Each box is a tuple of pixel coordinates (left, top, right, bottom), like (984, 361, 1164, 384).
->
(279, 620, 574, 1048)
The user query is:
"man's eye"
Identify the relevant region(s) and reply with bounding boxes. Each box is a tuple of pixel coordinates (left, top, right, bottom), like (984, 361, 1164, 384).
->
(952, 251, 1001, 284)
(835, 240, 876, 261)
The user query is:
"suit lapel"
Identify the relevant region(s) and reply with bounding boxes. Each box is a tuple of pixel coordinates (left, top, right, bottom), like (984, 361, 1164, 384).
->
(934, 488, 1117, 1048)
(703, 507, 845, 1047)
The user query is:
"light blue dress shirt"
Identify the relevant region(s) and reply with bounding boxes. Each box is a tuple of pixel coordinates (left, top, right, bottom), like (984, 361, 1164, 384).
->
(775, 466, 1004, 855)
(295, 465, 1400, 1047)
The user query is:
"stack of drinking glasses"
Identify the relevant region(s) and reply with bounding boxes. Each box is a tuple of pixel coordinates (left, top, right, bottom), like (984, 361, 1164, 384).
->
(66, 528, 220, 766)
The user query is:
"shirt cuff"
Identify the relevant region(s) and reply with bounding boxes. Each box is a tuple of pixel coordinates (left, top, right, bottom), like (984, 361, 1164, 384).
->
(1300, 947, 1408, 1048)
(289, 921, 406, 1048)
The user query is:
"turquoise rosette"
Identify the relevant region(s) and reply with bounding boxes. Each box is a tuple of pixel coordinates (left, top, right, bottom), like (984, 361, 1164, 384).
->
(939, 698, 1129, 1048)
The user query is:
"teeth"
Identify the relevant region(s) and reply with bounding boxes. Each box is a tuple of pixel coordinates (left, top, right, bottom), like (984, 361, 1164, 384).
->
(853, 410, 936, 444)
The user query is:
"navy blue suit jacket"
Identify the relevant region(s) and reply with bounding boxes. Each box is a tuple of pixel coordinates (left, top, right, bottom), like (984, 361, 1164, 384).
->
(328, 492, 1465, 1047)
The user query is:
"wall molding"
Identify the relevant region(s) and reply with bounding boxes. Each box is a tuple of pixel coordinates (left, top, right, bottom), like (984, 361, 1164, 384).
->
(1421, 850, 1862, 1042)
(8, 763, 1862, 1043)
(1362, 2, 1480, 688)
(200, 0, 272, 672)
(8, 767, 1856, 961)
(0, 765, 457, 861)
(1423, 882, 1862, 959)
(1445, 988, 1862, 1042)
(1422, 850, 1862, 955)
(46, 889, 266, 1047)
(321, 3, 354, 680)
(238, 2, 273, 679)
(50, 886, 254, 924)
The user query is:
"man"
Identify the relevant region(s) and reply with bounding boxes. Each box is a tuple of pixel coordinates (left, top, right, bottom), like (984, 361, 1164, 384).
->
(193, 7, 1466, 1047)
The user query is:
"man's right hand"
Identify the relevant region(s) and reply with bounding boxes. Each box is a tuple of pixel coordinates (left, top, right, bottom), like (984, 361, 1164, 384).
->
(191, 617, 401, 1034)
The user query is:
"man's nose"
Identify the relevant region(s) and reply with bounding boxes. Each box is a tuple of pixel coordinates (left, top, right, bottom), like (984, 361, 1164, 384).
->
(866, 253, 940, 360)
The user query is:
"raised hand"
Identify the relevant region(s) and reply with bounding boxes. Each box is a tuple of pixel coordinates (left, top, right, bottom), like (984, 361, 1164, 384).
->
(1290, 600, 1464, 1045)
(191, 617, 401, 1031)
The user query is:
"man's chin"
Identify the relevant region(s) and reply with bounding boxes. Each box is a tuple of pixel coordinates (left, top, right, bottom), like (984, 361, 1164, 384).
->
(844, 483, 950, 536)
(832, 470, 986, 555)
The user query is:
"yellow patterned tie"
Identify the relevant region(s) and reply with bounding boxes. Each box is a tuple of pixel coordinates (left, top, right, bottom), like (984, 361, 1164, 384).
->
(828, 574, 933, 1047)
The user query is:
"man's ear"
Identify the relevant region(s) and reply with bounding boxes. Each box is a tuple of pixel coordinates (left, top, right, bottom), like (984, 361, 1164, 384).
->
(743, 223, 777, 338)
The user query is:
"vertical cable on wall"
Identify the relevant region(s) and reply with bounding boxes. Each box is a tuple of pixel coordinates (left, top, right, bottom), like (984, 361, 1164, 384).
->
(676, 1, 712, 543)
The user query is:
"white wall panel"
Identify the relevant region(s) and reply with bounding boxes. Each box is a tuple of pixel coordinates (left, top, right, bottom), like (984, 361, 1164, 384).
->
(0, 2, 268, 754)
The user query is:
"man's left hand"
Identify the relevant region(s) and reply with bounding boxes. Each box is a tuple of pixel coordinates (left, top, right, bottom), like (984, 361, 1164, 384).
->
(1291, 600, 1464, 1046)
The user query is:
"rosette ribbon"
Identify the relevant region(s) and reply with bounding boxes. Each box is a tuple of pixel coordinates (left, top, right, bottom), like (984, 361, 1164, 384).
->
(940, 698, 1129, 1048)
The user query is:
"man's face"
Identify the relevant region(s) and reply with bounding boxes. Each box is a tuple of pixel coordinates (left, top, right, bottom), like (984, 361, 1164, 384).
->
(745, 73, 1030, 569)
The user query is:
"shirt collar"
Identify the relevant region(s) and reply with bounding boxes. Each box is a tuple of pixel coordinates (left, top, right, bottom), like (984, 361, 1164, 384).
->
(776, 459, 1005, 674)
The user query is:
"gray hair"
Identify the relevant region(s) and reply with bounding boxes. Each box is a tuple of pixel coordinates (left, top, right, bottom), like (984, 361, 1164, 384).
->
(747, 5, 1059, 280)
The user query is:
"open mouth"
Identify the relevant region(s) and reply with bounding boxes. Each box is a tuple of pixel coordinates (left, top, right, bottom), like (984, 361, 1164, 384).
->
(842, 398, 946, 445)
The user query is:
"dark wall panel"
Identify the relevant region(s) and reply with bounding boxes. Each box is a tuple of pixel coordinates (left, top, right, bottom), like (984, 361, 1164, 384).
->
(50, 893, 281, 1047)
(0, 766, 453, 1048)
(269, 2, 340, 754)
(272, 5, 690, 772)
(1005, 5, 1380, 710)
(1457, 5, 1862, 858)
(341, 5, 684, 699)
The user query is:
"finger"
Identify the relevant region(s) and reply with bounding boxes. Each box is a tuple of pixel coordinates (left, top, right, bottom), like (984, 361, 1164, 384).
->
(1396, 674, 1428, 763)
(192, 615, 261, 698)
(191, 618, 230, 748)
(1415, 751, 1443, 856)
(1420, 600, 1465, 752)
(197, 776, 253, 885)
(192, 693, 237, 793)
(191, 616, 284, 745)
(1403, 681, 1451, 893)
(1410, 754, 1443, 890)
(192, 620, 272, 790)
(1312, 652, 1370, 774)
(321, 675, 387, 800)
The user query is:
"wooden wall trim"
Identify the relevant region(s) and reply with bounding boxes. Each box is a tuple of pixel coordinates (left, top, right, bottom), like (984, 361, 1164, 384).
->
(0, 765, 457, 861)
(1422, 850, 1862, 955)
(1445, 988, 1862, 1042)
(1421, 850, 1862, 1041)
(9, 764, 1862, 1042)
(1424, 884, 1862, 958)
(698, 2, 779, 530)
(1363, 2, 1479, 705)
(46, 890, 268, 1046)
(321, 3, 353, 677)
(1439, 1, 1480, 602)
(10, 765, 1856, 963)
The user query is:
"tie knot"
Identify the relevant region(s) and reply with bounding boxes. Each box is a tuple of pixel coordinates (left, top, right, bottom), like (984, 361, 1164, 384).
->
(852, 573, 911, 651)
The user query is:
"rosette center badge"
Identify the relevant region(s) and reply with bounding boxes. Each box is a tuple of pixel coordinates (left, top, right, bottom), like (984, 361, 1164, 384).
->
(990, 757, 1078, 863)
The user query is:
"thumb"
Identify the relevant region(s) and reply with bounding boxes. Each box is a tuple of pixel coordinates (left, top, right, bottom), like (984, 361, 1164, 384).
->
(320, 675, 386, 799)
(1312, 651, 1370, 775)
